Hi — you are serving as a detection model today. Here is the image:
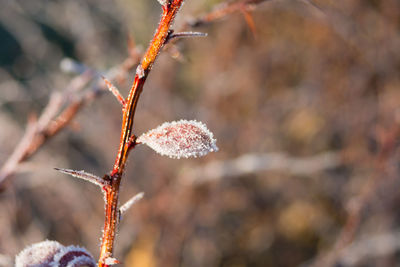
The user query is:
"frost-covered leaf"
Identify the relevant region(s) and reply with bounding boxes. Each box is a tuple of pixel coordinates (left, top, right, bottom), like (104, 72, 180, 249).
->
(15, 240, 62, 267)
(15, 240, 95, 267)
(137, 120, 218, 159)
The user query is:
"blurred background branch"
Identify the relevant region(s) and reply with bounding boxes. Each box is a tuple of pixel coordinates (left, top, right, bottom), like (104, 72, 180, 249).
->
(180, 151, 341, 184)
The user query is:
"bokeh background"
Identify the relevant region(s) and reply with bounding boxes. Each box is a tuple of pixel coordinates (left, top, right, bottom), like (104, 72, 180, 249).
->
(1, 0, 400, 266)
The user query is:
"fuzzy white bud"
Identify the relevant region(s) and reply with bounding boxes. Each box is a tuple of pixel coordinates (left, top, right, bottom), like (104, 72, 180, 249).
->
(15, 240, 62, 267)
(15, 240, 95, 267)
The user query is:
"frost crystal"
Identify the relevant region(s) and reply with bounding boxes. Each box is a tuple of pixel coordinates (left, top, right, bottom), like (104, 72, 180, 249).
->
(137, 120, 218, 159)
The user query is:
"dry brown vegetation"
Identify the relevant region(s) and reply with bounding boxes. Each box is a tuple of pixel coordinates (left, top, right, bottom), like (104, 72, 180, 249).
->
(1, 0, 400, 266)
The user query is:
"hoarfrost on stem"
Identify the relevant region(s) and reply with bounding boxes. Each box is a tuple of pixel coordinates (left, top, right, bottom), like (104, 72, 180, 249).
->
(137, 120, 218, 159)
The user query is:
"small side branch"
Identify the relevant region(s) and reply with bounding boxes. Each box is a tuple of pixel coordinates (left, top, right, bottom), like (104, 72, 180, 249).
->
(99, 2, 185, 266)
(101, 76, 126, 107)
(119, 192, 144, 218)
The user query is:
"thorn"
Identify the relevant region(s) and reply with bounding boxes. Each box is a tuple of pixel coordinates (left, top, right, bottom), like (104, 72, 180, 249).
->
(101, 76, 126, 106)
(240, 8, 257, 39)
(119, 192, 144, 218)
(54, 168, 104, 188)
(166, 31, 208, 44)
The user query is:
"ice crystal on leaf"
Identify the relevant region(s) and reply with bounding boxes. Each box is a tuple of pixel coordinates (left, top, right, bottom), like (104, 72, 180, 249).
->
(137, 120, 218, 159)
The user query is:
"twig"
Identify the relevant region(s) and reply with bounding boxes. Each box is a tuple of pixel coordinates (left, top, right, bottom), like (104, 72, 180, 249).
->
(0, 0, 270, 264)
(0, 115, 38, 189)
(119, 192, 144, 218)
(0, 0, 269, 191)
(101, 76, 126, 107)
(98, 1, 185, 266)
(166, 30, 207, 43)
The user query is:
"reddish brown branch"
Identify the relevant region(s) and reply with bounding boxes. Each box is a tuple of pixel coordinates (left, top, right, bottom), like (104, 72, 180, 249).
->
(98, 1, 185, 266)
(0, 0, 267, 191)
(0, 0, 268, 263)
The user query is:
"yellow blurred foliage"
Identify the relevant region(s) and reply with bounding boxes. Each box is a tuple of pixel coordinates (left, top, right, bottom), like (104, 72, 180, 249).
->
(285, 108, 325, 144)
(125, 230, 158, 267)
(278, 201, 324, 240)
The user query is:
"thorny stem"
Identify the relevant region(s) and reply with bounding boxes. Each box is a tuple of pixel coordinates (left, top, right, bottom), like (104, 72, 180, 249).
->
(0, 0, 265, 263)
(98, 1, 184, 266)
(0, 0, 264, 191)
